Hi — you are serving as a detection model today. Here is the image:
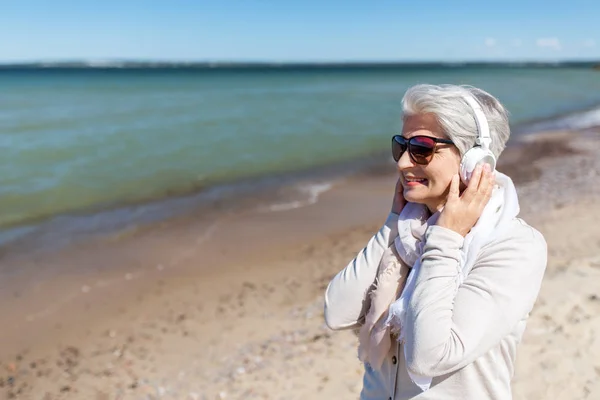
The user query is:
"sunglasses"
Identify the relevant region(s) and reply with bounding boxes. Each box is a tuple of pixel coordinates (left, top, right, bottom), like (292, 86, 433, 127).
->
(392, 134, 454, 165)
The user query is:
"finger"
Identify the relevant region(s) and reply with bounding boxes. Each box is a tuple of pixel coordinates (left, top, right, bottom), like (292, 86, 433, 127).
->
(477, 176, 493, 208)
(446, 174, 460, 204)
(477, 164, 492, 191)
(396, 177, 404, 192)
(477, 171, 495, 208)
(477, 167, 492, 197)
(392, 177, 406, 213)
(461, 165, 483, 203)
(486, 173, 496, 198)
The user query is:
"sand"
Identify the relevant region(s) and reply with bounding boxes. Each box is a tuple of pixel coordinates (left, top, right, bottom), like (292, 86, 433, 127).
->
(1, 130, 600, 400)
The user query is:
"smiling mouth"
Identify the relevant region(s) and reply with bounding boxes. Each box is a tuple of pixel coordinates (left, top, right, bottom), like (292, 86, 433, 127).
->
(404, 177, 428, 185)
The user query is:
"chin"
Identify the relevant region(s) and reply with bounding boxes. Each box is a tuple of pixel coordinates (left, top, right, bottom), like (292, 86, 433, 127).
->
(404, 188, 440, 208)
(403, 191, 427, 204)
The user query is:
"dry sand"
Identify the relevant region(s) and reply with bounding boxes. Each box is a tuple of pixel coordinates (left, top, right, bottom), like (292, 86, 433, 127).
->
(1, 130, 600, 400)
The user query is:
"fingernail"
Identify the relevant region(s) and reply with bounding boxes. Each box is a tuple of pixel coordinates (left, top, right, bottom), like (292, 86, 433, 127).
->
(484, 164, 491, 172)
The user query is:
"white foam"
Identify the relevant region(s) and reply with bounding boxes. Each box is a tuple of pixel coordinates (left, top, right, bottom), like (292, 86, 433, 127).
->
(263, 182, 333, 212)
(195, 219, 220, 244)
(268, 200, 305, 212)
(527, 106, 600, 132)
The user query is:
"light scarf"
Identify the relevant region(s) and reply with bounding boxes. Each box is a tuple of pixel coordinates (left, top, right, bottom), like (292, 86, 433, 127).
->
(358, 171, 520, 391)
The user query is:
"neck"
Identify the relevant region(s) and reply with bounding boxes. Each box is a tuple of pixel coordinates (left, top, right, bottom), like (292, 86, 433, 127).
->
(425, 200, 443, 215)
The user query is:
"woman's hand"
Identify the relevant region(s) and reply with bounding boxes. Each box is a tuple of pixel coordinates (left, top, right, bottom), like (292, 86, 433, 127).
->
(437, 164, 495, 237)
(391, 177, 406, 214)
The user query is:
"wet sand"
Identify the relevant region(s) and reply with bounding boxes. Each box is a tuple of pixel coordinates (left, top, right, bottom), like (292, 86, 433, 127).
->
(1, 130, 600, 399)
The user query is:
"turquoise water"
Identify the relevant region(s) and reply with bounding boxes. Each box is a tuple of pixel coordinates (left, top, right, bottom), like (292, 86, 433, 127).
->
(2, 66, 600, 231)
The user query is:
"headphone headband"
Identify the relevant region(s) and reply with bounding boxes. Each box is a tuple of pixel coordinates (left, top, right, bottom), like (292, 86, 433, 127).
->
(463, 95, 491, 150)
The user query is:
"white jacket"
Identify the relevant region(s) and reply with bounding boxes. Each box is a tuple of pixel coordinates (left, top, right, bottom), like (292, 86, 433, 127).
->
(324, 212, 547, 400)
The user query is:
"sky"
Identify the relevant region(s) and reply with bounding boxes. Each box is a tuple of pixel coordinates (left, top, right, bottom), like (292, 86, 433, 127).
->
(1, 0, 599, 63)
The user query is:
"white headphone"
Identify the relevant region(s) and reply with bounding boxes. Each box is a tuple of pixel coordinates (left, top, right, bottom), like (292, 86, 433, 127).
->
(459, 95, 497, 184)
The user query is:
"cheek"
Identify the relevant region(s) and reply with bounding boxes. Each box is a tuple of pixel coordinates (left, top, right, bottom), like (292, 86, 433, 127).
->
(438, 176, 454, 193)
(427, 164, 459, 191)
(436, 154, 460, 179)
(428, 175, 451, 192)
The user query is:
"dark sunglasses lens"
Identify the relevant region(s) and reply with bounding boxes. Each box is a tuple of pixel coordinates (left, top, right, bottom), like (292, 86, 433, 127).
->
(392, 136, 407, 161)
(409, 136, 436, 164)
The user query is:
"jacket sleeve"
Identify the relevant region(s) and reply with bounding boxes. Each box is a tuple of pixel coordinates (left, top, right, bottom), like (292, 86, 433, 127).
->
(403, 220, 548, 377)
(324, 212, 399, 330)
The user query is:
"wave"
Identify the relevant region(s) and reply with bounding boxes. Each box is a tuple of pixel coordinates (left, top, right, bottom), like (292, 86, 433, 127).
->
(260, 182, 334, 212)
(519, 105, 600, 133)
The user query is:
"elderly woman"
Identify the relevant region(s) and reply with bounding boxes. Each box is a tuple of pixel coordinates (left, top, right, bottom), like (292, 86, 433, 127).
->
(324, 84, 547, 400)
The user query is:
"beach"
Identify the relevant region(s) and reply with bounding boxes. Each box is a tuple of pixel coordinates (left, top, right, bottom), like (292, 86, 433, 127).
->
(1, 127, 600, 400)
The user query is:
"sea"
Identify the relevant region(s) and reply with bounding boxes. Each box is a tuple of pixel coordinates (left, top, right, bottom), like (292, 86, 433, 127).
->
(2, 64, 600, 250)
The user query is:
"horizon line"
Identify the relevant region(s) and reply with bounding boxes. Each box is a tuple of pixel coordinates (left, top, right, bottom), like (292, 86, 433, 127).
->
(1, 58, 600, 68)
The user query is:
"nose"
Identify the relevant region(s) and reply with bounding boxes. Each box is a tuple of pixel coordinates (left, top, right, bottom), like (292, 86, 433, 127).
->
(396, 148, 415, 173)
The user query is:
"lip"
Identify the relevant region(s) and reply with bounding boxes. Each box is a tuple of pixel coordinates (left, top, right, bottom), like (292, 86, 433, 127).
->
(404, 177, 428, 187)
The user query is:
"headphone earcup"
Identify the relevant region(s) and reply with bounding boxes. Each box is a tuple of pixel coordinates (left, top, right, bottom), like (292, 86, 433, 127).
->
(459, 147, 497, 185)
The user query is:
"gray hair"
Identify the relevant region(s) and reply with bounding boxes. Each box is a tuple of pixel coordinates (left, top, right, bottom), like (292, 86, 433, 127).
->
(401, 84, 510, 159)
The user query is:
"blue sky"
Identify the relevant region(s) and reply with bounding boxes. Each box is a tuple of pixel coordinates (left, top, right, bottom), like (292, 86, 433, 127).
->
(1, 0, 599, 63)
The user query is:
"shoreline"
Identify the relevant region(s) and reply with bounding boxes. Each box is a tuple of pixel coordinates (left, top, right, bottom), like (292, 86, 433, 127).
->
(1, 128, 600, 399)
(0, 152, 384, 258)
(3, 101, 600, 259)
(0, 123, 592, 264)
